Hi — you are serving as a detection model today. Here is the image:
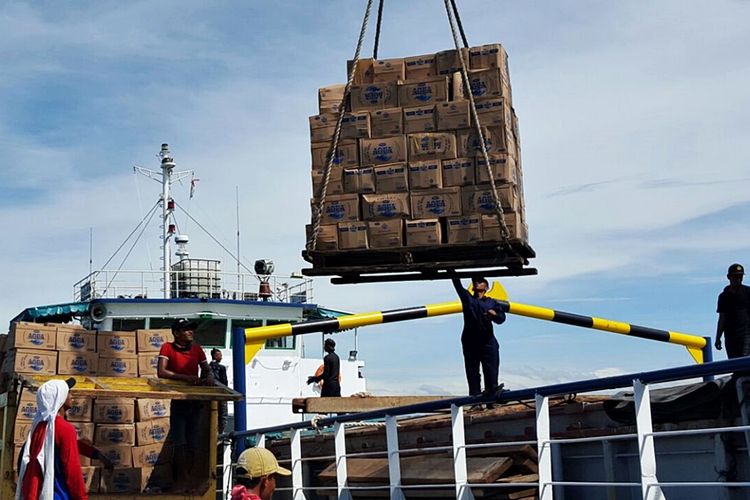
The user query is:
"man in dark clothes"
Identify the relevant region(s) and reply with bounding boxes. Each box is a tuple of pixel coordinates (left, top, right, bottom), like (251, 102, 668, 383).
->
(209, 348, 229, 433)
(715, 263, 750, 359)
(453, 276, 506, 396)
(306, 338, 341, 397)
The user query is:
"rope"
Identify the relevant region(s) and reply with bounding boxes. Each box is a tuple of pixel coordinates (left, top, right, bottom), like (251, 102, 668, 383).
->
(442, 0, 512, 244)
(449, 0, 470, 48)
(99, 201, 160, 271)
(309, 0, 375, 252)
(373, 0, 385, 59)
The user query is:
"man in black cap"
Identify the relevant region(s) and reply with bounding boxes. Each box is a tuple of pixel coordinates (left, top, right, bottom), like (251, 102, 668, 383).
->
(715, 264, 750, 359)
(157, 318, 213, 491)
(306, 338, 341, 397)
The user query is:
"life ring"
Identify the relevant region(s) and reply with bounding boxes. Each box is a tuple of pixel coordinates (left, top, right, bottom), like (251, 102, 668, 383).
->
(314, 364, 342, 387)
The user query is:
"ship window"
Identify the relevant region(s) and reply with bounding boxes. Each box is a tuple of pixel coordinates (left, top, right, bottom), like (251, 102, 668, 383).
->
(264, 321, 295, 350)
(230, 320, 263, 347)
(194, 319, 227, 347)
(111, 318, 146, 331)
(149, 318, 176, 329)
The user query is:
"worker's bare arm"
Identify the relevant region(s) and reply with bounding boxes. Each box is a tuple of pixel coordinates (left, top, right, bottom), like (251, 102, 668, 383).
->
(157, 357, 200, 384)
(715, 314, 726, 350)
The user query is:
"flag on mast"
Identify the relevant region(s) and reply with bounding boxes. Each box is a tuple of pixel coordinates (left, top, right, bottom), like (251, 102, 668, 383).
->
(190, 176, 200, 199)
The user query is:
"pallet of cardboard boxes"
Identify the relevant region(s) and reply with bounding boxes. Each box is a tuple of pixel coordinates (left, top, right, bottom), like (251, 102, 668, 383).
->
(0, 321, 233, 495)
(304, 44, 534, 276)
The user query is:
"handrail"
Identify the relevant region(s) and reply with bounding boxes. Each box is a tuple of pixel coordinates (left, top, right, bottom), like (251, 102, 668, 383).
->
(228, 356, 750, 438)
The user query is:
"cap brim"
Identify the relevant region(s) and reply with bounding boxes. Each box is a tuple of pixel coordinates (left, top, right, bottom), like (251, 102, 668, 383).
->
(65, 377, 77, 389)
(275, 465, 292, 476)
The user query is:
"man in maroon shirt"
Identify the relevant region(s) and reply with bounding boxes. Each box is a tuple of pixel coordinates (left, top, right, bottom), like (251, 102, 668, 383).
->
(157, 318, 213, 491)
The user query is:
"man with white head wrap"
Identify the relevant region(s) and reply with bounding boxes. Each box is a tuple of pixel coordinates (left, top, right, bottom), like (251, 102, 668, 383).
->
(16, 378, 111, 500)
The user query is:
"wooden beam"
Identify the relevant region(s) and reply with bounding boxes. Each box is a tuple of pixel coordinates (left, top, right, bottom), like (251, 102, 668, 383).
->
(293, 395, 457, 414)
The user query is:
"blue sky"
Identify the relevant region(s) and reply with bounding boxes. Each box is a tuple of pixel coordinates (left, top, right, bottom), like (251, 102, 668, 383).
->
(1, 1, 749, 395)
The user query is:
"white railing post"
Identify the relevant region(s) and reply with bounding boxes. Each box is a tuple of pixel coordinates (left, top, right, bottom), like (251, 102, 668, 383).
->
(451, 404, 474, 500)
(536, 394, 553, 500)
(633, 379, 665, 500)
(385, 415, 406, 500)
(290, 428, 307, 500)
(334, 422, 352, 500)
(255, 432, 266, 448)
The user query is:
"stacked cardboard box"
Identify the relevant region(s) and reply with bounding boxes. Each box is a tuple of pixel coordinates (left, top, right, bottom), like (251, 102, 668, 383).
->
(307, 44, 528, 252)
(0, 323, 176, 493)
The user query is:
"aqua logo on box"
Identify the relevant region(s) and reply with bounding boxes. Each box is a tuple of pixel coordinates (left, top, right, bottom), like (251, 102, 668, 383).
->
(68, 333, 86, 349)
(107, 337, 127, 352)
(71, 357, 89, 373)
(411, 83, 433, 102)
(425, 197, 446, 215)
(372, 143, 394, 162)
(149, 425, 167, 442)
(325, 202, 346, 220)
(105, 407, 124, 422)
(111, 359, 128, 374)
(147, 335, 164, 349)
(27, 331, 46, 346)
(375, 201, 397, 218)
(29, 356, 45, 371)
(478, 192, 496, 211)
(20, 403, 36, 418)
(145, 450, 160, 466)
(107, 429, 126, 443)
(470, 77, 488, 97)
(363, 86, 385, 104)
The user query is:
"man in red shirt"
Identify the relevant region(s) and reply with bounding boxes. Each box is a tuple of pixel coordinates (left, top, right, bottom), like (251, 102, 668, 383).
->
(16, 378, 113, 500)
(157, 318, 213, 491)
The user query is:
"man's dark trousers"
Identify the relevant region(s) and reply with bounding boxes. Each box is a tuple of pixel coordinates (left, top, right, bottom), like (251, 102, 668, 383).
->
(462, 337, 499, 396)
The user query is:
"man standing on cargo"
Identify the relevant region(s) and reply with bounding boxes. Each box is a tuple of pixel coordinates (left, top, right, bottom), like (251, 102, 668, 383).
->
(306, 338, 341, 397)
(157, 318, 213, 491)
(715, 264, 750, 359)
(452, 275, 506, 396)
(209, 348, 229, 433)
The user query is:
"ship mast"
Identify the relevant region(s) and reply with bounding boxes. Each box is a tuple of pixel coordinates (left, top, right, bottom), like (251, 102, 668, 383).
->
(134, 144, 194, 298)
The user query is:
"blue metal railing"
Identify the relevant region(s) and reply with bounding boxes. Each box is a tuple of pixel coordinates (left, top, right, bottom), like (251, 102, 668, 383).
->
(230, 356, 750, 439)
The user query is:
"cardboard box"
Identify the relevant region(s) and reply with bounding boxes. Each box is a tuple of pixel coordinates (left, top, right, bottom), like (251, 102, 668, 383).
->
(67, 396, 94, 422)
(360, 136, 407, 166)
(465, 68, 510, 101)
(100, 468, 141, 493)
(469, 43, 509, 74)
(132, 442, 173, 468)
(12, 445, 23, 471)
(337, 222, 369, 250)
(70, 421, 95, 441)
(94, 398, 136, 424)
(319, 99, 344, 115)
(58, 351, 98, 376)
(97, 331, 137, 356)
(403, 105, 436, 133)
(5, 348, 57, 375)
(408, 160, 442, 190)
(98, 356, 139, 378)
(406, 219, 442, 246)
(341, 111, 372, 139)
(373, 163, 409, 193)
(56, 327, 96, 352)
(135, 417, 171, 446)
(407, 132, 458, 162)
(373, 58, 405, 82)
(318, 84, 346, 114)
(361, 193, 411, 220)
(95, 424, 136, 446)
(343, 167, 376, 194)
(305, 223, 338, 251)
(9, 322, 57, 350)
(436, 100, 471, 130)
(476, 154, 517, 184)
(81, 466, 100, 493)
(315, 194, 360, 224)
(311, 140, 359, 169)
(349, 82, 398, 111)
(435, 48, 470, 75)
(141, 464, 174, 493)
(481, 212, 526, 241)
(347, 58, 375, 84)
(135, 329, 170, 353)
(311, 167, 344, 197)
(370, 108, 403, 137)
(136, 399, 171, 421)
(442, 158, 475, 187)
(457, 126, 509, 157)
(97, 445, 133, 468)
(138, 353, 159, 377)
(13, 418, 33, 443)
(16, 390, 38, 420)
(398, 76, 449, 107)
(410, 187, 463, 219)
(475, 98, 512, 128)
(404, 53, 436, 80)
(309, 114, 337, 142)
(447, 216, 483, 244)
(462, 185, 518, 213)
(368, 220, 404, 249)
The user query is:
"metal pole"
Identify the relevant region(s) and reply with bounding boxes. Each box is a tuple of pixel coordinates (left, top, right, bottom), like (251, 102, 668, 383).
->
(386, 415, 405, 500)
(232, 327, 248, 454)
(536, 394, 553, 500)
(702, 336, 714, 381)
(633, 379, 665, 500)
(451, 404, 474, 500)
(290, 428, 307, 500)
(161, 147, 171, 299)
(334, 422, 352, 500)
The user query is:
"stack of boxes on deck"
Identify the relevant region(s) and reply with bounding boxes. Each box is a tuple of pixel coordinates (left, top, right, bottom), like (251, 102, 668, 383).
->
(308, 44, 527, 252)
(0, 321, 174, 493)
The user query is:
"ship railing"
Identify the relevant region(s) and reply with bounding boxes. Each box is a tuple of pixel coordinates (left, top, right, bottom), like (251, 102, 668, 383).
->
(227, 357, 750, 500)
(72, 269, 312, 303)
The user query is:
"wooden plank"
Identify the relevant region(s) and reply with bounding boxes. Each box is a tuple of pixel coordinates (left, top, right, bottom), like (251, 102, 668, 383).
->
(294, 395, 457, 414)
(512, 458, 538, 474)
(496, 473, 538, 483)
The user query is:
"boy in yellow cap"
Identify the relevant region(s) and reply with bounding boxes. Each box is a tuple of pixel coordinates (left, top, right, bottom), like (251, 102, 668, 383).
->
(231, 447, 291, 500)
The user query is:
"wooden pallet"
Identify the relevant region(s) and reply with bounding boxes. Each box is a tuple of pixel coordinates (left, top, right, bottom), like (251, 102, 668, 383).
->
(303, 241, 536, 284)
